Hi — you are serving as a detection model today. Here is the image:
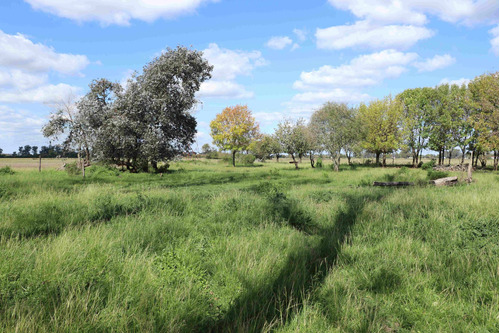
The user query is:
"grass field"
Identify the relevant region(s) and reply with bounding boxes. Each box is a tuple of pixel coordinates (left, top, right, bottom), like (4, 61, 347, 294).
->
(0, 159, 498, 332)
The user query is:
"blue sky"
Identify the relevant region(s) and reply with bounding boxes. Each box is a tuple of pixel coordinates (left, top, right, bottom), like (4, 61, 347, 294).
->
(0, 0, 498, 153)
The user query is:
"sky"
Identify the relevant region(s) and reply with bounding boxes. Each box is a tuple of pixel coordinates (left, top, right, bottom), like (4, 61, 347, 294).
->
(0, 0, 498, 153)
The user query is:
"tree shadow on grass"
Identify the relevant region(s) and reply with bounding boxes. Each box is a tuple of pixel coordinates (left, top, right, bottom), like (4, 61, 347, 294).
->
(197, 188, 386, 332)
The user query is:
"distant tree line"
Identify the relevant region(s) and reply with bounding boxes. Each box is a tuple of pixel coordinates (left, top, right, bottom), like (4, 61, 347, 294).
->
(208, 72, 498, 170)
(0, 144, 77, 158)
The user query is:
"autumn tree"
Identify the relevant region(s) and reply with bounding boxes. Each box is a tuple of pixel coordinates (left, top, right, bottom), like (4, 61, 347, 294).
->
(358, 97, 403, 167)
(210, 105, 260, 167)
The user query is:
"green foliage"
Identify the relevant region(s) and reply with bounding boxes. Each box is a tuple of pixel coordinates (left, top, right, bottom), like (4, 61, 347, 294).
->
(238, 154, 256, 165)
(316, 157, 323, 168)
(64, 162, 81, 176)
(427, 170, 449, 180)
(421, 159, 436, 170)
(0, 166, 15, 175)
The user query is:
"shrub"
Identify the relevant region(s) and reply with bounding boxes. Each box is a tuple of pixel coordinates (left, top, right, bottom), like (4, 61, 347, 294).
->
(87, 165, 120, 177)
(205, 151, 219, 159)
(238, 154, 256, 165)
(421, 160, 436, 170)
(65, 162, 81, 176)
(0, 166, 15, 175)
(427, 170, 449, 180)
(316, 158, 323, 168)
(364, 159, 372, 165)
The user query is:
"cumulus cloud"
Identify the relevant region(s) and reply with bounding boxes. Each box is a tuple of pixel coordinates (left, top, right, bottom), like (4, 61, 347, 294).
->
(24, 0, 218, 26)
(413, 54, 455, 72)
(0, 30, 89, 75)
(198, 43, 265, 99)
(0, 105, 46, 151)
(266, 36, 293, 50)
(316, 20, 434, 50)
(439, 77, 471, 86)
(198, 81, 253, 99)
(489, 25, 499, 56)
(327, 0, 498, 26)
(0, 83, 80, 104)
(294, 49, 418, 91)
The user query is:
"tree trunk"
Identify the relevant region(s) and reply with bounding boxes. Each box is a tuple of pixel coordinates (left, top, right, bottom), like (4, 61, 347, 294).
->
(382, 153, 386, 168)
(494, 151, 498, 170)
(448, 150, 452, 165)
(151, 161, 158, 172)
(290, 153, 299, 169)
(332, 152, 340, 172)
(461, 149, 465, 164)
(412, 148, 417, 168)
(232, 151, 236, 167)
(375, 152, 380, 166)
(39, 154, 42, 172)
(309, 152, 315, 168)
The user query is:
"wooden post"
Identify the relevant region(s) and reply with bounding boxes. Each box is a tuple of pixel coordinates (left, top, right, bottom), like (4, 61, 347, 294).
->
(38, 154, 42, 172)
(467, 150, 473, 183)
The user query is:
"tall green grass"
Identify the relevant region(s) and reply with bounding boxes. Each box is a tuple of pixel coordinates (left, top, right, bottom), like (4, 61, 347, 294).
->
(0, 163, 497, 332)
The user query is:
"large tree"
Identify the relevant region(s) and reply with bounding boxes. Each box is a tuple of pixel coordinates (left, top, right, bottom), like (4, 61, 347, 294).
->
(210, 105, 260, 167)
(45, 46, 213, 172)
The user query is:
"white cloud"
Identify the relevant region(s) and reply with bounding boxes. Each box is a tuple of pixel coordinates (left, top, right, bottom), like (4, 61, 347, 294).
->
(0, 83, 80, 104)
(291, 90, 370, 104)
(413, 54, 455, 72)
(266, 36, 293, 50)
(202, 43, 266, 80)
(489, 26, 499, 56)
(316, 20, 434, 50)
(293, 28, 307, 42)
(294, 49, 418, 91)
(0, 105, 46, 150)
(24, 0, 218, 26)
(198, 80, 253, 99)
(0, 30, 89, 75)
(198, 43, 265, 99)
(439, 77, 470, 86)
(291, 43, 300, 51)
(327, 0, 498, 26)
(0, 70, 48, 90)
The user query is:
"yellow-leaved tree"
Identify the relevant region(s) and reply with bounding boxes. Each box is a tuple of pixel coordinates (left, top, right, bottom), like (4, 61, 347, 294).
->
(210, 105, 260, 167)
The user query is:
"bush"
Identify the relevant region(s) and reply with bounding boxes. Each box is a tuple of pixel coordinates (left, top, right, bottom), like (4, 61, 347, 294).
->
(0, 166, 15, 175)
(238, 154, 256, 165)
(364, 159, 372, 165)
(421, 160, 435, 170)
(316, 158, 323, 168)
(205, 151, 219, 159)
(87, 165, 120, 177)
(427, 170, 449, 180)
(65, 162, 81, 176)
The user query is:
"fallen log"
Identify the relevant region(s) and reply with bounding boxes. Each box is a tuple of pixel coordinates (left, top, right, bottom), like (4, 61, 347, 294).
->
(429, 176, 458, 186)
(373, 181, 414, 186)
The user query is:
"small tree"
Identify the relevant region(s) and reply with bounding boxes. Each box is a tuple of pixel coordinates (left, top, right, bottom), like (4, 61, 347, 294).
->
(201, 143, 213, 154)
(358, 97, 403, 167)
(210, 105, 260, 167)
(274, 119, 309, 169)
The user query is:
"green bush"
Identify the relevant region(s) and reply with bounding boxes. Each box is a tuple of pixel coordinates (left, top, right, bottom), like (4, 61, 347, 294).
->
(0, 166, 15, 175)
(87, 164, 120, 177)
(316, 157, 323, 168)
(238, 154, 256, 165)
(205, 151, 219, 159)
(421, 160, 436, 170)
(65, 162, 81, 176)
(427, 170, 449, 180)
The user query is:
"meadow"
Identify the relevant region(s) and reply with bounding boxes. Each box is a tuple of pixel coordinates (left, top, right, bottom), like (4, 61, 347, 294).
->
(0, 158, 498, 332)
